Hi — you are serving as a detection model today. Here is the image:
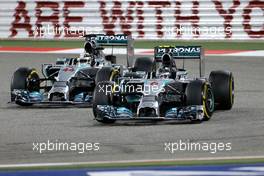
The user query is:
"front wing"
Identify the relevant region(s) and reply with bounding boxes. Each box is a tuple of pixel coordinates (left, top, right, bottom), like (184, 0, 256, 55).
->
(11, 90, 92, 107)
(95, 105, 204, 121)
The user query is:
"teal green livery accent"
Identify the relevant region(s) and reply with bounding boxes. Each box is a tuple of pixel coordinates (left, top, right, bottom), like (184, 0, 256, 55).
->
(125, 95, 141, 103)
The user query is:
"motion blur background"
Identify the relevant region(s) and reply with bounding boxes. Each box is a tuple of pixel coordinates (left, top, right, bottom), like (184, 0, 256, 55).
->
(0, 0, 263, 40)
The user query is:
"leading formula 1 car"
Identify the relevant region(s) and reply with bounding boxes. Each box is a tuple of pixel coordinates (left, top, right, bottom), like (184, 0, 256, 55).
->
(93, 46, 234, 123)
(10, 34, 134, 106)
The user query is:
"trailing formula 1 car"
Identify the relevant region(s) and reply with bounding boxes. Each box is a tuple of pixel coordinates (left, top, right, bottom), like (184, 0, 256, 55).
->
(93, 46, 234, 123)
(10, 34, 134, 106)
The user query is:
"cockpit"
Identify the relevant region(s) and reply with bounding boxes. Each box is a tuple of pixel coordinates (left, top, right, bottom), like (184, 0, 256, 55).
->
(157, 53, 177, 79)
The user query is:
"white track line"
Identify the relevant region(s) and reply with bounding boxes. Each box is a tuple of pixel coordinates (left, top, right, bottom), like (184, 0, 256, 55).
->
(226, 50, 264, 57)
(0, 156, 263, 168)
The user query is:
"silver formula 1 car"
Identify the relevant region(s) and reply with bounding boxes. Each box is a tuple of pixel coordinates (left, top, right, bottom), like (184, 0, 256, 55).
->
(10, 34, 134, 106)
(93, 46, 234, 123)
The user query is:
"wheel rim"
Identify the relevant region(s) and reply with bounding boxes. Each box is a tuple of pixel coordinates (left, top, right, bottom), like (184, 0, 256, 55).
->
(203, 84, 214, 118)
(207, 87, 214, 112)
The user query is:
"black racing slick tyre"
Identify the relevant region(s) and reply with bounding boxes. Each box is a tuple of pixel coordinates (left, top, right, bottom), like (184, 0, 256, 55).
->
(95, 67, 119, 85)
(186, 80, 214, 121)
(93, 81, 116, 124)
(10, 67, 40, 103)
(209, 70, 234, 110)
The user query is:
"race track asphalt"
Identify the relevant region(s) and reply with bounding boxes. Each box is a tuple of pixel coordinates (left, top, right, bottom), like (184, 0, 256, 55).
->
(0, 53, 263, 164)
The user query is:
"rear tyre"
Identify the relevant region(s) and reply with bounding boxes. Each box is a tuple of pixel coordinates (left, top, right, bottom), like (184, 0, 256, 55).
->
(186, 80, 214, 121)
(93, 81, 116, 124)
(209, 70, 234, 110)
(10, 67, 40, 105)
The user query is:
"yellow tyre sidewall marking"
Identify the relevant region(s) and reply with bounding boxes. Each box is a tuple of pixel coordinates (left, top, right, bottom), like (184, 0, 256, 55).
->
(109, 69, 119, 81)
(27, 69, 38, 88)
(28, 69, 38, 79)
(110, 69, 119, 93)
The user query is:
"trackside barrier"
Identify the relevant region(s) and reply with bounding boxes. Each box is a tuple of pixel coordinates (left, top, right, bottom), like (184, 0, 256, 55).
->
(0, 0, 263, 40)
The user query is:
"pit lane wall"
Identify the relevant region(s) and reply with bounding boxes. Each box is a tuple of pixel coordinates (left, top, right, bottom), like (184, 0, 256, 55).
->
(0, 0, 263, 40)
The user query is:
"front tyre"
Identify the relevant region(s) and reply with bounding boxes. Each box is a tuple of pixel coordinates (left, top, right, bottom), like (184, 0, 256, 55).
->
(10, 67, 40, 105)
(92, 81, 116, 124)
(186, 80, 214, 121)
(95, 67, 119, 84)
(209, 70, 234, 110)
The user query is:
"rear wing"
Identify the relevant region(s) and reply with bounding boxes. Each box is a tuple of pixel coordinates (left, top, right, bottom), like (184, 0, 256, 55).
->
(85, 34, 130, 46)
(84, 34, 134, 67)
(154, 46, 205, 77)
